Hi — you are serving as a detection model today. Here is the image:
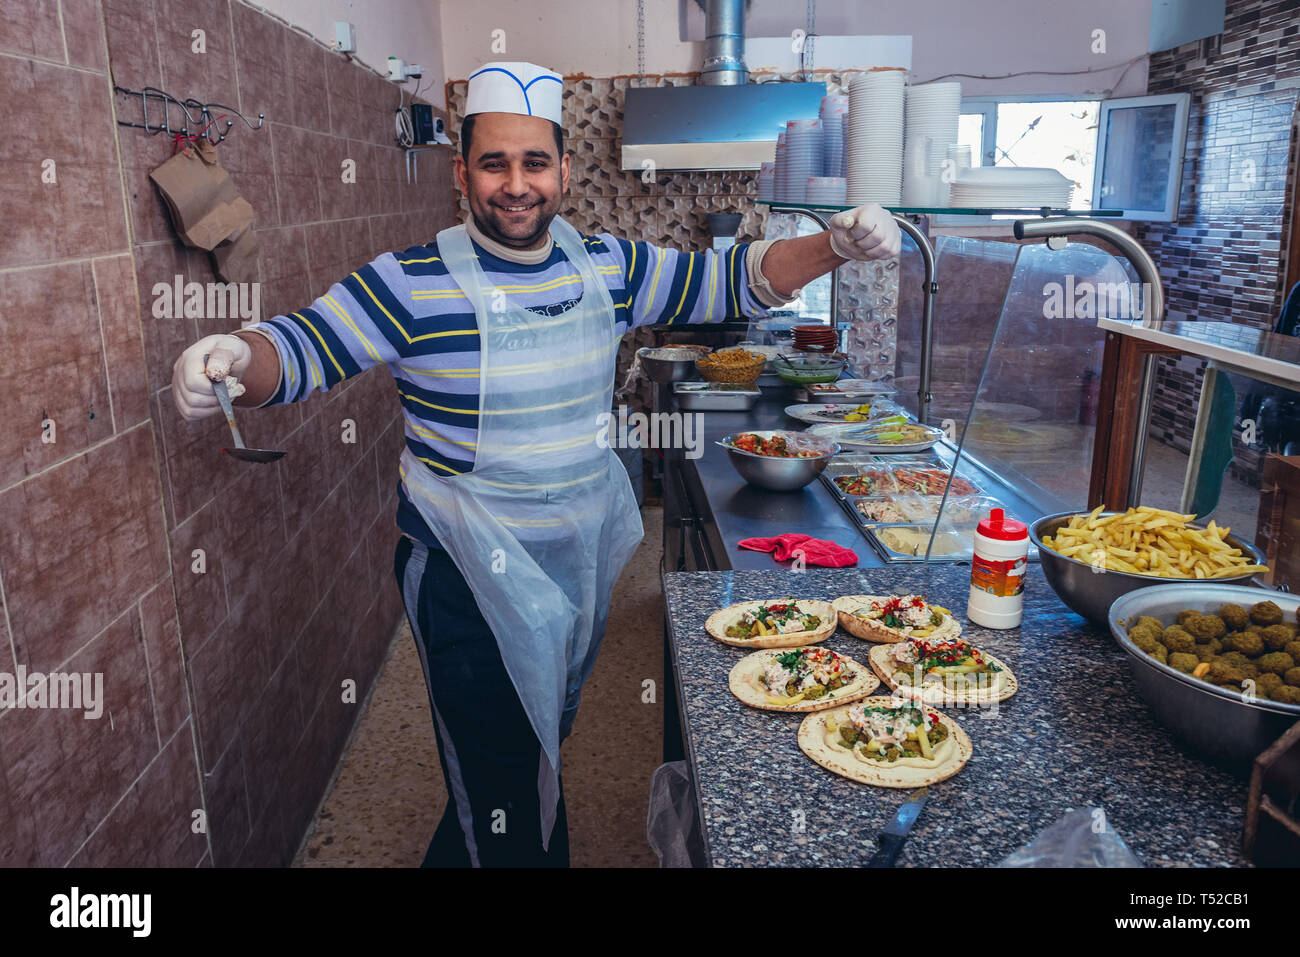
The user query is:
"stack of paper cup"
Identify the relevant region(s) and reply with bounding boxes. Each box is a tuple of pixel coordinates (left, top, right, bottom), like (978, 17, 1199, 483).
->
(846, 71, 905, 206)
(757, 162, 775, 202)
(805, 176, 847, 206)
(773, 132, 788, 202)
(783, 118, 824, 204)
(903, 81, 961, 204)
(819, 95, 848, 177)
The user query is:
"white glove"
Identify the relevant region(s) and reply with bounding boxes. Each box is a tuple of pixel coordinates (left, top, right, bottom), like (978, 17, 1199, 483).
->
(828, 204, 902, 261)
(172, 333, 251, 421)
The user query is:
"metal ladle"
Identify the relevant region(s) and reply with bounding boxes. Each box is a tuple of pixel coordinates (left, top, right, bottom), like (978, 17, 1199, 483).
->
(205, 354, 285, 463)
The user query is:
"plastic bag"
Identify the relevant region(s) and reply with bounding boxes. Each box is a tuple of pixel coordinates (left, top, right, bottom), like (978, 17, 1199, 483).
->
(646, 761, 706, 868)
(999, 807, 1143, 867)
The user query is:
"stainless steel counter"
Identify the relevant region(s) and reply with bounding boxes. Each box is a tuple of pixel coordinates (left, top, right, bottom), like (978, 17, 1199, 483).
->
(659, 383, 1047, 572)
(660, 386, 876, 570)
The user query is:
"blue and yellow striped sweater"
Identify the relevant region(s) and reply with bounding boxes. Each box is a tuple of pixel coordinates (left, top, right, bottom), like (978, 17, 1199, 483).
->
(249, 230, 769, 546)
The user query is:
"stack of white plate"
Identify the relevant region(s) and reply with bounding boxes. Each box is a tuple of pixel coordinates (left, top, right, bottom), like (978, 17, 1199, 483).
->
(846, 71, 905, 206)
(783, 118, 823, 204)
(947, 166, 1075, 209)
(819, 95, 848, 177)
(773, 132, 788, 202)
(805, 176, 847, 206)
(757, 162, 775, 203)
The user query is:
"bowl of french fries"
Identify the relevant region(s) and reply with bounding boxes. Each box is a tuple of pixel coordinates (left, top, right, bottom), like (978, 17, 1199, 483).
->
(1030, 506, 1269, 627)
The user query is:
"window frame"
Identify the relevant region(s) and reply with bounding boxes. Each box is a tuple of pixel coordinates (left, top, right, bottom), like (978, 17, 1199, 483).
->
(1091, 92, 1191, 222)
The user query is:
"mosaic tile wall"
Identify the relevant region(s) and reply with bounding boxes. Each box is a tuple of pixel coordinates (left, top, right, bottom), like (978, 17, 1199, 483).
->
(445, 70, 901, 410)
(1137, 0, 1300, 486)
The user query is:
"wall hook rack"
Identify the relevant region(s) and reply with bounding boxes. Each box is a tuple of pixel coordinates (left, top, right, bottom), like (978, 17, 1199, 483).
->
(114, 86, 265, 144)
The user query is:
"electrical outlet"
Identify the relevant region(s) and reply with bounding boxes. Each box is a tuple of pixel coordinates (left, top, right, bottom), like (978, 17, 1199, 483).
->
(333, 21, 356, 53)
(387, 57, 406, 81)
(406, 64, 426, 79)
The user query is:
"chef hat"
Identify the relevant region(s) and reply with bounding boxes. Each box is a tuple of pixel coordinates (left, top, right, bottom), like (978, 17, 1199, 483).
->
(465, 61, 563, 124)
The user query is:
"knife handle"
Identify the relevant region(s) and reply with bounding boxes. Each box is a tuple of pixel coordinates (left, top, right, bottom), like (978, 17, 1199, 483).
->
(867, 831, 906, 868)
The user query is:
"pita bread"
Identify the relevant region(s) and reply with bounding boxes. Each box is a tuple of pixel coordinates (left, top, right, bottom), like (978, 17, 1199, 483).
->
(867, 642, 1018, 705)
(728, 647, 879, 712)
(705, 599, 837, 649)
(832, 595, 962, 643)
(798, 697, 973, 787)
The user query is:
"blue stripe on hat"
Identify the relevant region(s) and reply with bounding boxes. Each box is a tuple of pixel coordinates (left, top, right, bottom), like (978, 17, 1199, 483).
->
(468, 65, 560, 116)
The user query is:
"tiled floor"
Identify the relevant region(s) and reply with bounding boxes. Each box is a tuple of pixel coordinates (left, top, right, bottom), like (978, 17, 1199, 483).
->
(294, 508, 666, 867)
(1139, 437, 1260, 540)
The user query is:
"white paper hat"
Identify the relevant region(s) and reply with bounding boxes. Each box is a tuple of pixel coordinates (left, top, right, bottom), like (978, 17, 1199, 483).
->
(465, 61, 563, 124)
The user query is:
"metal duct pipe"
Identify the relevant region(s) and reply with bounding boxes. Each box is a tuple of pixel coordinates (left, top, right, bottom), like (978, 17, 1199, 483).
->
(702, 0, 748, 86)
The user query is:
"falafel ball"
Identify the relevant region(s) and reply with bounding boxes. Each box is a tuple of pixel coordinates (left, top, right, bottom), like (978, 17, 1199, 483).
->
(1250, 600, 1284, 626)
(1286, 640, 1300, 662)
(1176, 610, 1200, 628)
(1286, 666, 1300, 688)
(1271, 685, 1300, 705)
(1127, 624, 1162, 647)
(1218, 603, 1250, 630)
(1131, 630, 1161, 655)
(1257, 652, 1296, 676)
(1257, 672, 1284, 696)
(1193, 643, 1218, 662)
(1239, 661, 1260, 680)
(1150, 643, 1168, 665)
(1223, 631, 1266, 657)
(1261, 625, 1294, 652)
(1168, 652, 1199, 674)
(1184, 614, 1226, 641)
(1207, 661, 1245, 685)
(1136, 615, 1165, 634)
(1161, 625, 1198, 654)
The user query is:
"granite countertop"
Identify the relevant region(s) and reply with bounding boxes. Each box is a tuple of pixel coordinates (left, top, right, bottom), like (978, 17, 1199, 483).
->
(663, 565, 1252, 867)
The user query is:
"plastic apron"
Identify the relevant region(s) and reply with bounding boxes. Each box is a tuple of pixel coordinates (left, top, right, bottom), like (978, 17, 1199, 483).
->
(398, 215, 644, 849)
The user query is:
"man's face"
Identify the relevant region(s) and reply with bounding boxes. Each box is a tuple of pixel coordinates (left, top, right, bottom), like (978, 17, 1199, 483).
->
(454, 112, 568, 250)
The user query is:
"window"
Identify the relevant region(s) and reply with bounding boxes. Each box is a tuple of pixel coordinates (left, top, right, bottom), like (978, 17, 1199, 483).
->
(959, 97, 1102, 210)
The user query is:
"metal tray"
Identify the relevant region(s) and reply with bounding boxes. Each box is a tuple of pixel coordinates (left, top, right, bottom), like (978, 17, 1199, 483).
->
(672, 381, 761, 411)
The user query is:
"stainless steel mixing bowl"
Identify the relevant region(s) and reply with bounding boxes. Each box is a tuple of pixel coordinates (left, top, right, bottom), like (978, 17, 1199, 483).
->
(637, 347, 702, 384)
(1108, 583, 1300, 772)
(718, 430, 840, 491)
(1030, 510, 1266, 626)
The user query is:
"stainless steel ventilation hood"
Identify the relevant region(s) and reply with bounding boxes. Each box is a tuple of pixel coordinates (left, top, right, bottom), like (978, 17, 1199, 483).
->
(620, 0, 825, 171)
(620, 82, 828, 172)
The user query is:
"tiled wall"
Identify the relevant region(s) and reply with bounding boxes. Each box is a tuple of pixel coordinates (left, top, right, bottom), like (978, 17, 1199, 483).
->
(0, 0, 454, 867)
(1138, 0, 1300, 485)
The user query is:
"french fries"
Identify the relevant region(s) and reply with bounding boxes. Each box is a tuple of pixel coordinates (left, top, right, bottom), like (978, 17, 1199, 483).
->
(1042, 505, 1268, 579)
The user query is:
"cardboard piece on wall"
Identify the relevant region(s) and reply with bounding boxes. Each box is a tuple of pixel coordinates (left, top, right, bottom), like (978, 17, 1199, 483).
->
(149, 146, 254, 251)
(213, 226, 260, 284)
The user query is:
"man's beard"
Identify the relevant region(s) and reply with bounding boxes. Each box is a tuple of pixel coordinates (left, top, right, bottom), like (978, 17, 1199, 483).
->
(472, 195, 560, 249)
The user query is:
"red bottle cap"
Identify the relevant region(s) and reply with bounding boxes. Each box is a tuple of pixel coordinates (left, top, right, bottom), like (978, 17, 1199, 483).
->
(978, 507, 1027, 541)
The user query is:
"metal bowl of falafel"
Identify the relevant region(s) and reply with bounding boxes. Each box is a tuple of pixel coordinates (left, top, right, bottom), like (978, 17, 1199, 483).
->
(1109, 583, 1300, 772)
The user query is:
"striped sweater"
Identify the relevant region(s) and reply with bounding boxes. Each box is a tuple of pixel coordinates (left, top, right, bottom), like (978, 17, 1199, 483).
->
(247, 229, 771, 546)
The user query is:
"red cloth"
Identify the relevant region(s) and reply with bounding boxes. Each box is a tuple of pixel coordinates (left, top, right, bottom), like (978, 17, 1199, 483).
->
(737, 533, 859, 567)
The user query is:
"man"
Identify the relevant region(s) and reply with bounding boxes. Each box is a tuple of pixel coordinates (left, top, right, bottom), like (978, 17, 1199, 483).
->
(172, 61, 900, 867)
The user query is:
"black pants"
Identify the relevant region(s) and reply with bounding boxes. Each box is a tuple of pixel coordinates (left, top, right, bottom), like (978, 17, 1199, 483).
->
(394, 536, 571, 867)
